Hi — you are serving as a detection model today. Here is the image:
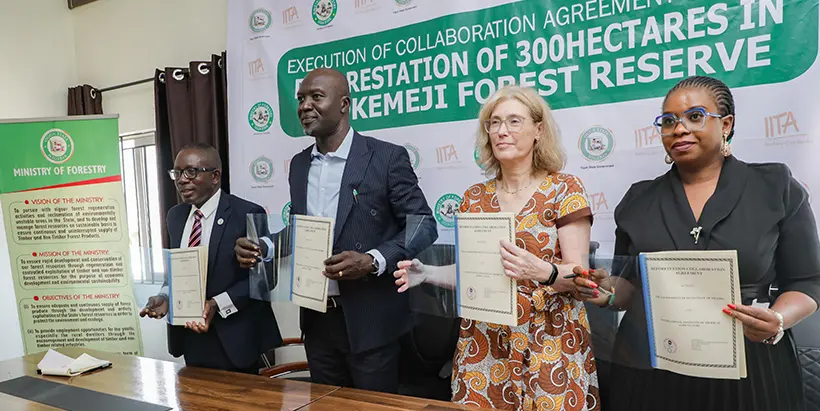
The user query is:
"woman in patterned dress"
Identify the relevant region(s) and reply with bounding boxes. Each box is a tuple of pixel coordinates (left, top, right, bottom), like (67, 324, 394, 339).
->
(394, 86, 600, 410)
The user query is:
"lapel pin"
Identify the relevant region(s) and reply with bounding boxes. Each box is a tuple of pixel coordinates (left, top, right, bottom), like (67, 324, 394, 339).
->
(217, 218, 224, 226)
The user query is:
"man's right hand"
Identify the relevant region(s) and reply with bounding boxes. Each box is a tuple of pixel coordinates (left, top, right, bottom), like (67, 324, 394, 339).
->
(139, 295, 169, 319)
(235, 237, 263, 269)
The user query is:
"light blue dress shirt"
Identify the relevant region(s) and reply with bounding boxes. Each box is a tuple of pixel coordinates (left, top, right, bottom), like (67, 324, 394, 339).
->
(263, 128, 386, 296)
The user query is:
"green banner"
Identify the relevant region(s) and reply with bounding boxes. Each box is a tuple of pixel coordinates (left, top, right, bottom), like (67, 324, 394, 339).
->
(277, 0, 817, 136)
(0, 116, 143, 356)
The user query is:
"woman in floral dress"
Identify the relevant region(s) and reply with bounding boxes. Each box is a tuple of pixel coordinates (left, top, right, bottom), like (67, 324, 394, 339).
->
(395, 86, 600, 410)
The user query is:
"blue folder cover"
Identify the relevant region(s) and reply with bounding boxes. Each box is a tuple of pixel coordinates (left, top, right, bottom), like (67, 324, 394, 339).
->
(638, 253, 658, 369)
(165, 250, 173, 324)
(454, 214, 462, 318)
(289, 215, 297, 302)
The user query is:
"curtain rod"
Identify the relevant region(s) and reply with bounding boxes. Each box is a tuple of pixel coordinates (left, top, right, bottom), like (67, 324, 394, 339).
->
(98, 77, 153, 93)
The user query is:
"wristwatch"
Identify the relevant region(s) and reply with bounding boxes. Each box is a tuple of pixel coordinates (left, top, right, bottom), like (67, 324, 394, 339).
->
(369, 253, 380, 274)
(762, 310, 784, 345)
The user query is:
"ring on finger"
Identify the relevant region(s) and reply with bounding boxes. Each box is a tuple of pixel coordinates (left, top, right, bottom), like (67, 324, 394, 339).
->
(339, 270, 344, 278)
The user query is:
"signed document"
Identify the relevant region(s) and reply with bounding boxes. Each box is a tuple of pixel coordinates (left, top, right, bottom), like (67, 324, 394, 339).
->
(167, 247, 208, 326)
(291, 215, 333, 313)
(639, 250, 746, 380)
(455, 213, 517, 326)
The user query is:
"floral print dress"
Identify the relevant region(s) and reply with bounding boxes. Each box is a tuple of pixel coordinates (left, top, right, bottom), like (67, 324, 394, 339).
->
(452, 173, 600, 411)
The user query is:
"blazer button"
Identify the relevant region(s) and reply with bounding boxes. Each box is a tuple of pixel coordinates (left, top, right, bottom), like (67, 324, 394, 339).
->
(355, 243, 362, 250)
(370, 209, 377, 216)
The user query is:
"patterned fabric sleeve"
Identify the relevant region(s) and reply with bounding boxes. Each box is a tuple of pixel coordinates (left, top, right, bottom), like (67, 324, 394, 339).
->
(459, 191, 470, 213)
(554, 173, 593, 227)
(459, 183, 487, 213)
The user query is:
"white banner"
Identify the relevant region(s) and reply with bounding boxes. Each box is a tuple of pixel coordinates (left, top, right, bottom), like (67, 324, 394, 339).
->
(228, 0, 820, 253)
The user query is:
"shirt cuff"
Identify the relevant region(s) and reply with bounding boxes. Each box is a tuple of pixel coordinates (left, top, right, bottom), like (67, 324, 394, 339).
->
(260, 237, 274, 262)
(213, 292, 238, 319)
(366, 249, 387, 276)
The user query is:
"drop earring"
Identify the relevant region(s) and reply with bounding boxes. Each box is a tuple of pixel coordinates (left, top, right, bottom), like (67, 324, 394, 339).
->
(720, 133, 732, 157)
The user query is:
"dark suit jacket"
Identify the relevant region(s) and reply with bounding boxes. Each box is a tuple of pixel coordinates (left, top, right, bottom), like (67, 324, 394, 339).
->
(166, 191, 283, 368)
(287, 132, 438, 354)
(611, 155, 820, 368)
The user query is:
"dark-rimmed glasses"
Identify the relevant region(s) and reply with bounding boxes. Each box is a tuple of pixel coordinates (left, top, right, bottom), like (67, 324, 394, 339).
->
(167, 167, 217, 181)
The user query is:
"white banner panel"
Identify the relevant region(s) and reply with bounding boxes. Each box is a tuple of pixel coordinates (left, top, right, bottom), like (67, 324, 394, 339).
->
(228, 0, 820, 253)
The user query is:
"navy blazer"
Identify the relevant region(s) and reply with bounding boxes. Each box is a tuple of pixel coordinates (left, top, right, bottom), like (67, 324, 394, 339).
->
(166, 192, 282, 368)
(288, 132, 438, 354)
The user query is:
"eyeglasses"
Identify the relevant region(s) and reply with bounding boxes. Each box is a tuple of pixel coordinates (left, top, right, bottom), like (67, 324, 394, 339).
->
(654, 107, 724, 137)
(167, 167, 217, 181)
(484, 116, 530, 134)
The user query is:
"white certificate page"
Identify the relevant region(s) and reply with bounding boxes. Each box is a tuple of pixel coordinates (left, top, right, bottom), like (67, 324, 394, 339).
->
(456, 213, 517, 326)
(168, 247, 208, 326)
(291, 215, 333, 313)
(640, 250, 746, 380)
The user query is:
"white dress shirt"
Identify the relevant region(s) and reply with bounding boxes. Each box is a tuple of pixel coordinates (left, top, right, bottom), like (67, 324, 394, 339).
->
(262, 128, 386, 296)
(162, 190, 237, 319)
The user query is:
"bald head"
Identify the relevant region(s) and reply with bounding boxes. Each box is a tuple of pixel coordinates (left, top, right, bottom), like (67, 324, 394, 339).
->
(304, 68, 349, 98)
(177, 142, 221, 169)
(296, 68, 351, 138)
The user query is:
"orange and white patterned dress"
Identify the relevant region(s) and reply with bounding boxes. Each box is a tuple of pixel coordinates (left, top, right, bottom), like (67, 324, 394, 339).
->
(452, 173, 600, 411)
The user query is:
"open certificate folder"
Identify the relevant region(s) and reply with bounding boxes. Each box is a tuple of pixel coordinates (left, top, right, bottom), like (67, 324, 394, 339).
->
(290, 215, 333, 313)
(639, 250, 747, 380)
(167, 247, 208, 326)
(455, 213, 517, 326)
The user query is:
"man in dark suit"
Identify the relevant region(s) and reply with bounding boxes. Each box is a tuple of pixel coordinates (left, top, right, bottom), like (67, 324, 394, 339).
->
(235, 68, 437, 392)
(140, 143, 282, 373)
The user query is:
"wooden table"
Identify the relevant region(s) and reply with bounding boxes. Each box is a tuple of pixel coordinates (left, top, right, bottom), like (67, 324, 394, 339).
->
(0, 348, 484, 410)
(300, 386, 478, 410)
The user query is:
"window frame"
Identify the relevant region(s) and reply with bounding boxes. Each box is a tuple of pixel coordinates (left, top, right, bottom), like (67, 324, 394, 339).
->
(119, 130, 164, 284)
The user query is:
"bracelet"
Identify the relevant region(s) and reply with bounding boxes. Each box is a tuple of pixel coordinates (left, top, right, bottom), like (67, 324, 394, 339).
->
(762, 310, 785, 345)
(539, 262, 559, 286)
(603, 291, 616, 308)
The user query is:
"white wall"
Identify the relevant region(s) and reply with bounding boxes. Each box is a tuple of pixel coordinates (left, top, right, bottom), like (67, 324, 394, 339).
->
(71, 0, 229, 134)
(0, 0, 78, 361)
(0, 0, 303, 366)
(70, 0, 305, 365)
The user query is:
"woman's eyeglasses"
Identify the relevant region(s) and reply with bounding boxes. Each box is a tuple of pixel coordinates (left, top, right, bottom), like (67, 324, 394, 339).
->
(484, 116, 529, 134)
(654, 107, 724, 137)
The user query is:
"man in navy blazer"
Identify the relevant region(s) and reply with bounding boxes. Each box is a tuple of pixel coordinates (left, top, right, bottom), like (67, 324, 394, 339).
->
(141, 143, 282, 373)
(236, 68, 437, 392)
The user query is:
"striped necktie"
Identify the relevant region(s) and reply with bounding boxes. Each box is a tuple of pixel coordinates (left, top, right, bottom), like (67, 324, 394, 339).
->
(188, 210, 204, 247)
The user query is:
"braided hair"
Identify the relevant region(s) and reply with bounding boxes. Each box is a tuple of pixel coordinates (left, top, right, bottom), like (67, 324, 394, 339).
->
(663, 76, 736, 142)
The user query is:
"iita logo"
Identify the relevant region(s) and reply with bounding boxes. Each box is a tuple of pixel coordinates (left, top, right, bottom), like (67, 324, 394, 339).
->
(250, 156, 274, 183)
(282, 6, 300, 25)
(404, 143, 420, 170)
(282, 202, 292, 226)
(395, 0, 413, 5)
(435, 193, 462, 229)
(312, 0, 337, 26)
(579, 126, 615, 162)
(248, 102, 274, 133)
(40, 129, 74, 164)
(249, 8, 272, 33)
